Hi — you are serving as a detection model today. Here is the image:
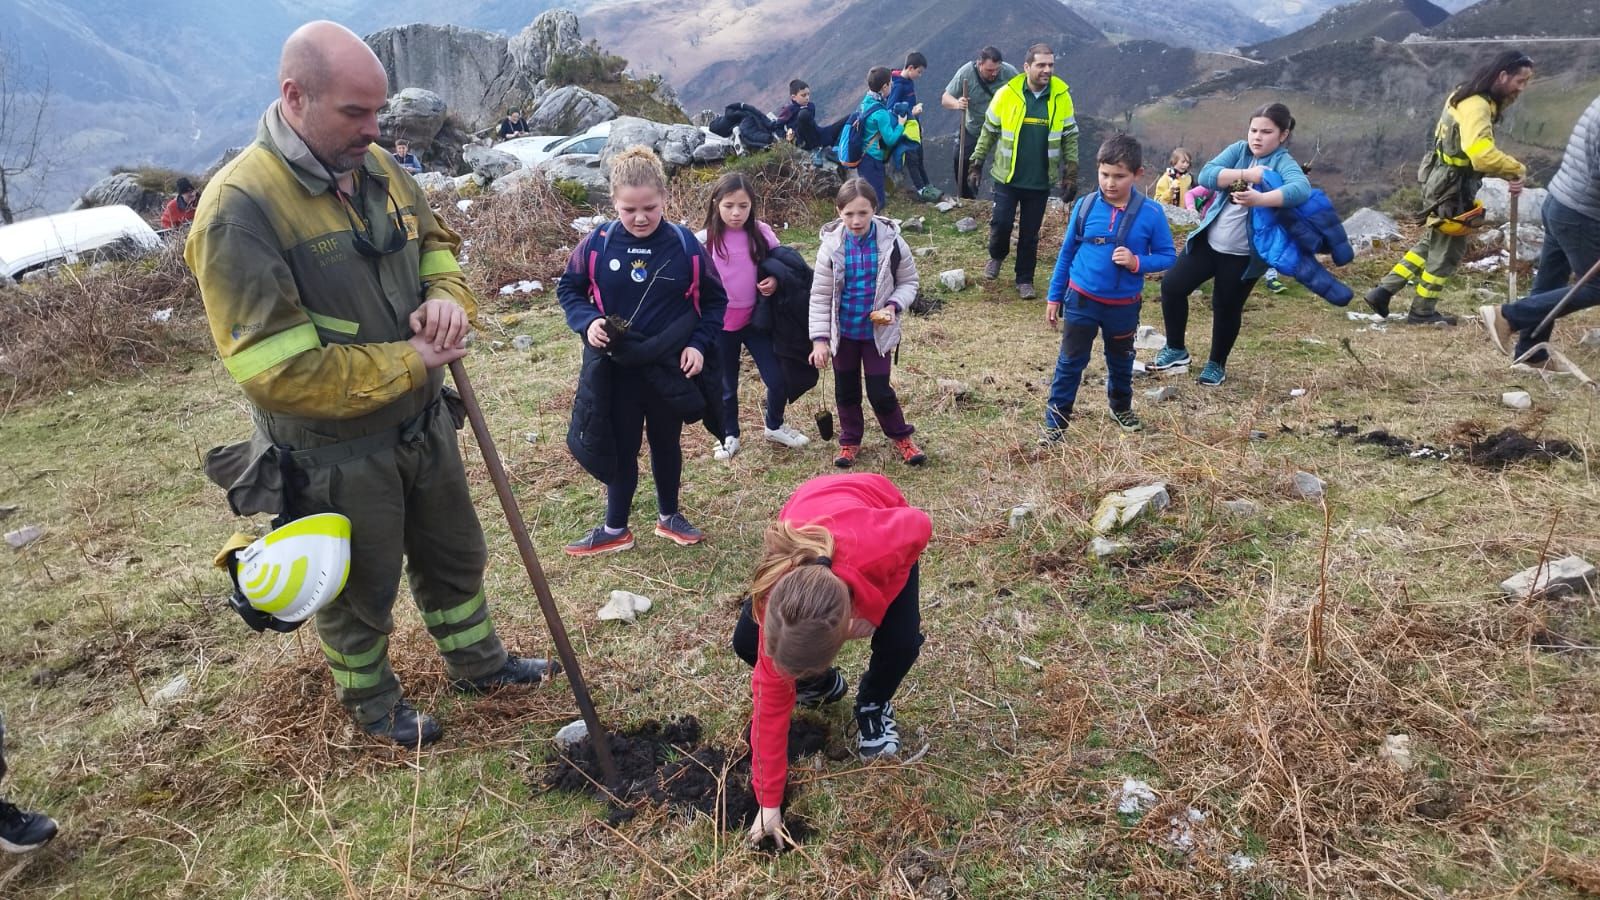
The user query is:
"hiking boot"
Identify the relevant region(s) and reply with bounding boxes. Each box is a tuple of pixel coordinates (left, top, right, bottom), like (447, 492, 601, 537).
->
(1017, 283, 1037, 301)
(454, 654, 561, 694)
(564, 525, 634, 557)
(983, 259, 1001, 280)
(834, 444, 860, 468)
(854, 701, 901, 759)
(917, 185, 943, 202)
(655, 512, 705, 546)
(763, 424, 810, 448)
(894, 437, 926, 466)
(713, 435, 741, 461)
(1150, 347, 1191, 371)
(1480, 305, 1514, 354)
(1197, 361, 1227, 386)
(1109, 408, 1144, 432)
(1363, 286, 1393, 318)
(795, 667, 848, 708)
(363, 700, 442, 749)
(0, 800, 58, 854)
(1404, 310, 1458, 327)
(1265, 273, 1288, 294)
(1038, 425, 1067, 446)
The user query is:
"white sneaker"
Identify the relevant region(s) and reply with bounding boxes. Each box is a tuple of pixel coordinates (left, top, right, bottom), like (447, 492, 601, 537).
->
(763, 424, 810, 448)
(713, 435, 740, 461)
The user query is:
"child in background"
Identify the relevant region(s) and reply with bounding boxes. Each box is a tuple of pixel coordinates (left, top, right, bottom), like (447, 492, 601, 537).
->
(809, 179, 925, 467)
(733, 473, 932, 848)
(853, 67, 907, 209)
(1152, 147, 1193, 207)
(775, 79, 824, 151)
(696, 173, 810, 459)
(886, 52, 941, 201)
(1043, 134, 1176, 438)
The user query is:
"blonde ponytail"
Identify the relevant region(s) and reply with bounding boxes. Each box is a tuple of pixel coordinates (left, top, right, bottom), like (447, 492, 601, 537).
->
(749, 522, 851, 679)
(609, 145, 668, 195)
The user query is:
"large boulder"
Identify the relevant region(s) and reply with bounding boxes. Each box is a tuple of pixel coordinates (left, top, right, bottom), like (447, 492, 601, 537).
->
(1477, 178, 1548, 226)
(414, 172, 454, 192)
(1342, 207, 1403, 253)
(507, 10, 586, 82)
(464, 145, 522, 182)
(1160, 202, 1199, 228)
(73, 173, 160, 214)
(601, 117, 668, 166)
(377, 88, 448, 151)
(489, 167, 543, 195)
(526, 85, 618, 135)
(539, 155, 610, 206)
(365, 24, 534, 129)
(659, 124, 705, 168)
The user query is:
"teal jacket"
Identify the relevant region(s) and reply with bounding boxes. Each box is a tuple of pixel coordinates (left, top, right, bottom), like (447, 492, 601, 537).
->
(859, 91, 903, 162)
(1193, 140, 1310, 279)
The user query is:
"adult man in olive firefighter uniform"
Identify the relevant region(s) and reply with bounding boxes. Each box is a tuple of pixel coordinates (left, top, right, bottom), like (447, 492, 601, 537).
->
(1367, 50, 1534, 326)
(969, 43, 1079, 301)
(187, 21, 555, 748)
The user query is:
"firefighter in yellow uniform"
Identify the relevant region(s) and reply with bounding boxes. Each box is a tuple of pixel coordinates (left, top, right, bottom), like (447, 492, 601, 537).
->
(187, 21, 555, 748)
(1367, 51, 1534, 326)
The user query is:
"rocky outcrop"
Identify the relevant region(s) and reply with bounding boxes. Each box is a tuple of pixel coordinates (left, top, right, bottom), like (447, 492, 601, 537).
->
(71, 173, 161, 214)
(507, 10, 586, 81)
(601, 117, 667, 167)
(377, 88, 448, 151)
(463, 145, 521, 181)
(526, 85, 619, 135)
(539, 155, 610, 206)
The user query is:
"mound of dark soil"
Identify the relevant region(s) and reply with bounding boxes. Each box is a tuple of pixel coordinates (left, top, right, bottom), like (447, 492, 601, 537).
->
(543, 715, 827, 847)
(1462, 428, 1580, 469)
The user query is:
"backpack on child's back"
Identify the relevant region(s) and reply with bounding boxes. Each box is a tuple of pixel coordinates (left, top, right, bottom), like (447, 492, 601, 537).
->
(835, 98, 886, 168)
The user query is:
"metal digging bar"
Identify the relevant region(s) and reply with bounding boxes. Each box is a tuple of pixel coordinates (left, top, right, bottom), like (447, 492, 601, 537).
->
(448, 360, 618, 785)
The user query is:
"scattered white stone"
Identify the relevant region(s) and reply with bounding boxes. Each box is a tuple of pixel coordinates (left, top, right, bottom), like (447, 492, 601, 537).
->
(511, 335, 535, 351)
(5, 525, 43, 549)
(937, 378, 970, 399)
(954, 217, 979, 233)
(456, 199, 473, 212)
(1578, 328, 1600, 348)
(1116, 778, 1159, 815)
(1008, 504, 1035, 530)
(938, 269, 966, 291)
(1347, 310, 1382, 322)
(1161, 202, 1199, 228)
(1501, 390, 1532, 410)
(149, 307, 174, 323)
(554, 719, 589, 749)
(914, 247, 936, 258)
(1380, 733, 1416, 771)
(597, 590, 653, 623)
(1463, 251, 1508, 273)
(1341, 207, 1402, 252)
(1088, 536, 1127, 558)
(935, 200, 958, 213)
(1131, 360, 1150, 378)
(1017, 654, 1044, 671)
(1499, 555, 1597, 599)
(1144, 385, 1177, 401)
(1165, 807, 1207, 853)
(1289, 388, 1307, 398)
(1290, 471, 1325, 499)
(901, 215, 926, 233)
(1220, 499, 1259, 517)
(1133, 325, 1167, 351)
(498, 279, 545, 296)
(151, 673, 190, 708)
(1226, 852, 1256, 873)
(1300, 337, 1325, 345)
(524, 431, 539, 444)
(569, 214, 608, 234)
(1091, 482, 1170, 533)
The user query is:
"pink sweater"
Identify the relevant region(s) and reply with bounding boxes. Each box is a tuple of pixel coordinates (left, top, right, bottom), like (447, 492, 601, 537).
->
(702, 221, 779, 331)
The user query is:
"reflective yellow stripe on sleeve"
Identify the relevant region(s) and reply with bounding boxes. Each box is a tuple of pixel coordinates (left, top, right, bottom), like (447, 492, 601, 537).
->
(223, 322, 321, 383)
(307, 311, 360, 336)
(419, 249, 462, 278)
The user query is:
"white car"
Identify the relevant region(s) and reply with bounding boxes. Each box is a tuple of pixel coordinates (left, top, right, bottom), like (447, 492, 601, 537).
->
(499, 123, 612, 168)
(0, 206, 162, 282)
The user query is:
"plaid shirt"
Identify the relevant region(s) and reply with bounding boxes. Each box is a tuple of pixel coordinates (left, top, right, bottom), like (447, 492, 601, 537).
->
(839, 223, 879, 342)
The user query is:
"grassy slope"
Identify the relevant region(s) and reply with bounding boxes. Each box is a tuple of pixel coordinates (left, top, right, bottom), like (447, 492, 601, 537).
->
(1, 182, 1599, 898)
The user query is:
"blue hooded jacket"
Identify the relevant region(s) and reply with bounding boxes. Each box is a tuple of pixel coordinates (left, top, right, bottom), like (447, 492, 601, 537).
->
(1247, 170, 1354, 306)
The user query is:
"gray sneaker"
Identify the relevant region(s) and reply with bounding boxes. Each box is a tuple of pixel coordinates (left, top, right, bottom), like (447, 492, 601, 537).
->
(983, 259, 1001, 280)
(1017, 282, 1037, 300)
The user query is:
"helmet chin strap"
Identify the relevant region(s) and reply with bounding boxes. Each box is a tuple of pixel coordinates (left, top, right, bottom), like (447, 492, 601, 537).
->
(224, 552, 306, 634)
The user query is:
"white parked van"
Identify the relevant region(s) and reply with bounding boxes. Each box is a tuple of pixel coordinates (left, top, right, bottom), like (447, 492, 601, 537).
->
(0, 206, 162, 282)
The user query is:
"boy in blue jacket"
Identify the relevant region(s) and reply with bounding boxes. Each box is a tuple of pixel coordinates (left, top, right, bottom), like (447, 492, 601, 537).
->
(1043, 135, 1177, 438)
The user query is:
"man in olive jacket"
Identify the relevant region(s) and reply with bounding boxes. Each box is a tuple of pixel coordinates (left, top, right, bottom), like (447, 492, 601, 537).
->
(187, 21, 554, 748)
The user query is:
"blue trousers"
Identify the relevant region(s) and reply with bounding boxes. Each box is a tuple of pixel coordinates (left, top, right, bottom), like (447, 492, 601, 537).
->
(1502, 195, 1600, 359)
(1045, 293, 1140, 429)
(715, 326, 787, 435)
(857, 155, 887, 208)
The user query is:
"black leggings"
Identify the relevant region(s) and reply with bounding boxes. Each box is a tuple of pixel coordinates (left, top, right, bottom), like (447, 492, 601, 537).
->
(1158, 234, 1260, 366)
(605, 376, 683, 529)
(732, 562, 923, 706)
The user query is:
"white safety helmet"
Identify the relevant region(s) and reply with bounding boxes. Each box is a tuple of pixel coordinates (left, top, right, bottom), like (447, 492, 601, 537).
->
(232, 513, 352, 623)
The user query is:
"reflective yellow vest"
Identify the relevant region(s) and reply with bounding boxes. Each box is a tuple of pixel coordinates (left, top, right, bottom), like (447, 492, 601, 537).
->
(973, 74, 1078, 185)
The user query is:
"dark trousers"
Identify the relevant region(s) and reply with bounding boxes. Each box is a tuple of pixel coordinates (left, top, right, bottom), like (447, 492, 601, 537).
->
(988, 182, 1049, 285)
(955, 133, 983, 200)
(892, 141, 930, 191)
(1046, 293, 1140, 428)
(1502, 195, 1600, 357)
(1158, 233, 1259, 366)
(832, 337, 913, 446)
(716, 326, 787, 435)
(732, 563, 923, 706)
(789, 108, 823, 150)
(857, 155, 888, 208)
(605, 376, 683, 529)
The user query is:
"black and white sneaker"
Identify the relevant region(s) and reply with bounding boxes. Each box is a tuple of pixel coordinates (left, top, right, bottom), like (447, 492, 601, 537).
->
(794, 667, 847, 708)
(854, 701, 901, 759)
(0, 800, 58, 853)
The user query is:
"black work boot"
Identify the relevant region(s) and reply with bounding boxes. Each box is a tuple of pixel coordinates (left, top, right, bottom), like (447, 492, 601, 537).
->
(454, 654, 561, 694)
(1404, 310, 1458, 327)
(363, 700, 442, 748)
(1363, 286, 1392, 318)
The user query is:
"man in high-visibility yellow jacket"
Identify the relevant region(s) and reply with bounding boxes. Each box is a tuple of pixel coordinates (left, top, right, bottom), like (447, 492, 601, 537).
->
(1368, 50, 1533, 326)
(187, 21, 555, 748)
(969, 43, 1079, 301)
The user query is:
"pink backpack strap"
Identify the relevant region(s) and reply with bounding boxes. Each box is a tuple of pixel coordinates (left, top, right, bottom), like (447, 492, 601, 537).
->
(585, 227, 609, 314)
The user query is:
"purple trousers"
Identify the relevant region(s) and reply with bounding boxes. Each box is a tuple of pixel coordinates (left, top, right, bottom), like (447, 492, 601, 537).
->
(832, 338, 913, 446)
